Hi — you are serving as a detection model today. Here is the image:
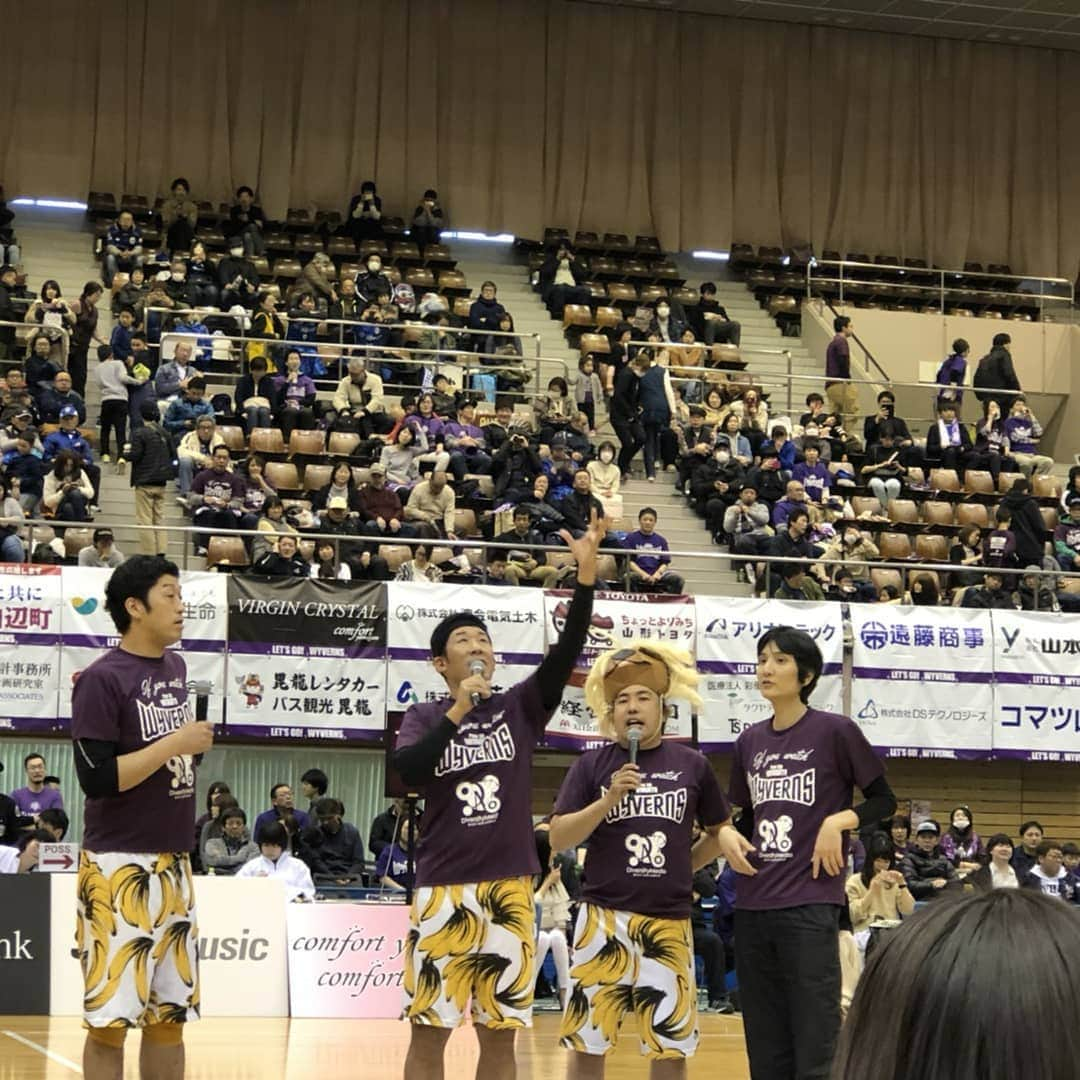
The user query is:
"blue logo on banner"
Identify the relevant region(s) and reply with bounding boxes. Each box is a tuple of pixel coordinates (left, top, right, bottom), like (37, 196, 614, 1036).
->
(397, 681, 418, 706)
(860, 621, 889, 650)
(858, 700, 879, 720)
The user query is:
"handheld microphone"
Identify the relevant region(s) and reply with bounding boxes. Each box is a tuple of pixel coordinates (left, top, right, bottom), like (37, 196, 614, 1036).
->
(468, 660, 486, 708)
(193, 680, 213, 724)
(627, 728, 641, 766)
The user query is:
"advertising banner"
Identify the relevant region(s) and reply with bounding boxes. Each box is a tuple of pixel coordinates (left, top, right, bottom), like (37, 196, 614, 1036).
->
(385, 582, 546, 715)
(226, 577, 387, 741)
(60, 568, 228, 724)
(991, 610, 1080, 762)
(541, 591, 697, 750)
(50, 875, 289, 1017)
(849, 605, 994, 759)
(0, 873, 51, 1014)
(0, 565, 63, 732)
(286, 900, 410, 1018)
(695, 598, 845, 752)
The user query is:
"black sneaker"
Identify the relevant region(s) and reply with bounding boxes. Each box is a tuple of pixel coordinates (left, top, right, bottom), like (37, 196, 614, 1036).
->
(707, 998, 736, 1014)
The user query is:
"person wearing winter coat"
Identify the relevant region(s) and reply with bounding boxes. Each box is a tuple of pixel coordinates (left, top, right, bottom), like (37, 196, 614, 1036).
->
(900, 820, 957, 900)
(1021, 840, 1080, 904)
(999, 476, 1053, 567)
(128, 399, 176, 555)
(411, 189, 444, 249)
(467, 282, 506, 348)
(961, 570, 1018, 610)
(972, 332, 1021, 414)
(939, 805, 984, 871)
(201, 807, 259, 876)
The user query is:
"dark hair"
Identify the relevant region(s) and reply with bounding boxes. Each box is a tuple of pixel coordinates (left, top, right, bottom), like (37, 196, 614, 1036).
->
(24, 753, 44, 768)
(756, 625, 823, 703)
(638, 506, 657, 520)
(994, 505, 1012, 524)
(890, 815, 912, 841)
(249, 355, 268, 373)
(910, 573, 939, 606)
(1036, 838, 1064, 859)
(1010, 476, 1030, 495)
(301, 768, 329, 797)
(513, 505, 531, 518)
(236, 185, 254, 198)
(42, 776, 60, 786)
(877, 390, 895, 404)
(170, 177, 190, 192)
(786, 506, 809, 527)
(205, 780, 231, 813)
(1064, 842, 1080, 857)
(957, 524, 981, 548)
(262, 495, 284, 516)
(314, 796, 344, 818)
(430, 612, 490, 658)
(212, 794, 239, 818)
(40, 279, 62, 301)
(948, 805, 973, 838)
(1020, 820, 1044, 837)
(220, 806, 247, 826)
(770, 425, 787, 439)
(104, 555, 180, 635)
(270, 782, 290, 802)
(984, 832, 1013, 854)
(878, 421, 897, 440)
(806, 392, 824, 406)
(423, 188, 438, 200)
(879, 583, 901, 600)
(861, 833, 896, 886)
(18, 827, 53, 852)
(700, 281, 717, 296)
(256, 820, 289, 847)
(187, 375, 207, 392)
(833, 889, 1080, 1080)
(80, 281, 103, 301)
(96, 344, 113, 363)
(140, 399, 160, 421)
(833, 316, 851, 333)
(242, 454, 265, 478)
(37, 807, 68, 838)
(992, 332, 1011, 348)
(952, 338, 970, 355)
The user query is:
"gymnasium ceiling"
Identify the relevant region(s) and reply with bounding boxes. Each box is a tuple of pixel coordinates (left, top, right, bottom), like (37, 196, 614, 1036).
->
(615, 0, 1080, 52)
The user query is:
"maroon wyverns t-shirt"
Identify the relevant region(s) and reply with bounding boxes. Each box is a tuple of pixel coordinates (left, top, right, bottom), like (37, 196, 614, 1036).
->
(72, 648, 196, 854)
(555, 740, 730, 918)
(395, 673, 552, 887)
(728, 708, 884, 910)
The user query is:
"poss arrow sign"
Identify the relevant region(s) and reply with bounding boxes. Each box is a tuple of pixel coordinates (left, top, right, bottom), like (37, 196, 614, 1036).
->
(38, 842, 79, 873)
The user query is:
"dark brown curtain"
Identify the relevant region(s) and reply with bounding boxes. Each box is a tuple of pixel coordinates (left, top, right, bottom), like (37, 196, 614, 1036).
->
(1, 0, 1078, 278)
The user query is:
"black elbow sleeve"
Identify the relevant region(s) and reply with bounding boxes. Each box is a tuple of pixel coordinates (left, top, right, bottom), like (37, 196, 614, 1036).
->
(73, 739, 121, 798)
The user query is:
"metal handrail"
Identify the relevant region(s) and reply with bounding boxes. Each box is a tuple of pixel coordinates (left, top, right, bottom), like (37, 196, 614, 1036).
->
(820, 301, 891, 385)
(144, 306, 542, 356)
(22, 515, 1079, 597)
(146, 325, 570, 403)
(0, 319, 72, 357)
(806, 258, 1074, 315)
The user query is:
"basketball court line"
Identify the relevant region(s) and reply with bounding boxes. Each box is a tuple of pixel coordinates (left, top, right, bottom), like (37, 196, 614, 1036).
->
(1, 1029, 83, 1074)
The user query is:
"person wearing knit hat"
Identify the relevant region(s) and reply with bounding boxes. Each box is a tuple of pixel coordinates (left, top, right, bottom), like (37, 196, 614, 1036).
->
(549, 642, 753, 1071)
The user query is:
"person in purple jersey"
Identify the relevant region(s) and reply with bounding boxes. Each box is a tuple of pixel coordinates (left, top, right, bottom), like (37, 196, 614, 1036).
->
(393, 509, 607, 1080)
(550, 644, 754, 1078)
(728, 626, 895, 1080)
(10, 751, 64, 817)
(70, 555, 214, 1080)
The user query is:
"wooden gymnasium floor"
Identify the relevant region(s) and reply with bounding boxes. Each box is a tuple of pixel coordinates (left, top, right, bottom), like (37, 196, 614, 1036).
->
(0, 1014, 751, 1079)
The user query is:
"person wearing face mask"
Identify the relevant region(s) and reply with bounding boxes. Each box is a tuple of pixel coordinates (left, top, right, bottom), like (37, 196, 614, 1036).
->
(217, 241, 260, 309)
(939, 805, 984, 872)
(649, 299, 687, 344)
(695, 438, 745, 534)
(355, 254, 393, 307)
(822, 526, 880, 585)
(586, 441, 622, 520)
(345, 180, 383, 244)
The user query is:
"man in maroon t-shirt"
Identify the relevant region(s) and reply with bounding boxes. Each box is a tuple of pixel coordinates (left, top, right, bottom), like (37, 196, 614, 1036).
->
(71, 556, 214, 1080)
(728, 626, 895, 1080)
(393, 511, 606, 1080)
(550, 644, 753, 1075)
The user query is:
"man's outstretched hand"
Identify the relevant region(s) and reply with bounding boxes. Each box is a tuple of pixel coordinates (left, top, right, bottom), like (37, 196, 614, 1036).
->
(559, 508, 608, 586)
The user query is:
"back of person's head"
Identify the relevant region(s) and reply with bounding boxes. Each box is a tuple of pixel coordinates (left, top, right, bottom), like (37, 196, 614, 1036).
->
(834, 889, 1080, 1080)
(314, 796, 345, 818)
(952, 338, 970, 356)
(256, 820, 289, 847)
(995, 506, 1012, 525)
(37, 807, 69, 839)
(992, 332, 1011, 349)
(140, 399, 160, 422)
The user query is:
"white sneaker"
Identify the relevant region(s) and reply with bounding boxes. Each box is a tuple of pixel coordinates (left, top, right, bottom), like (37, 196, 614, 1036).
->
(101, 454, 111, 464)
(116, 457, 127, 474)
(176, 496, 189, 508)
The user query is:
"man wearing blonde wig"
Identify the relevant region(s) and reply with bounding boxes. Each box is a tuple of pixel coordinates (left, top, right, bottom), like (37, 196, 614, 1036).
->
(549, 644, 755, 1078)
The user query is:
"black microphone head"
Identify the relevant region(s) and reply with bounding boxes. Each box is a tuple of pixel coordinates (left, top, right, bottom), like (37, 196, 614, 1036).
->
(627, 727, 641, 764)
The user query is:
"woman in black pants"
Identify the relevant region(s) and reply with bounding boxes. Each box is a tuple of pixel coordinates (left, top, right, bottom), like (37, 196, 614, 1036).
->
(728, 627, 896, 1080)
(609, 354, 647, 480)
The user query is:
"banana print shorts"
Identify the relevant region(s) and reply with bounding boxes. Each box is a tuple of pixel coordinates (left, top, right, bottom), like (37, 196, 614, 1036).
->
(403, 876, 535, 1030)
(559, 904, 699, 1060)
(76, 850, 200, 1029)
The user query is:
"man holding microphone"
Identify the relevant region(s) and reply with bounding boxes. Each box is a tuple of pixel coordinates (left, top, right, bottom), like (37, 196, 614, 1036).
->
(71, 556, 213, 1080)
(393, 510, 607, 1080)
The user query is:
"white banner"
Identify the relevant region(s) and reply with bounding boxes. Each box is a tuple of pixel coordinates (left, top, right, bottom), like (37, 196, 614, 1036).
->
(385, 582, 546, 711)
(694, 598, 845, 751)
(59, 568, 228, 723)
(0, 565, 63, 732)
(991, 610, 1080, 762)
(849, 605, 994, 759)
(541, 591, 697, 750)
(50, 875, 289, 1017)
